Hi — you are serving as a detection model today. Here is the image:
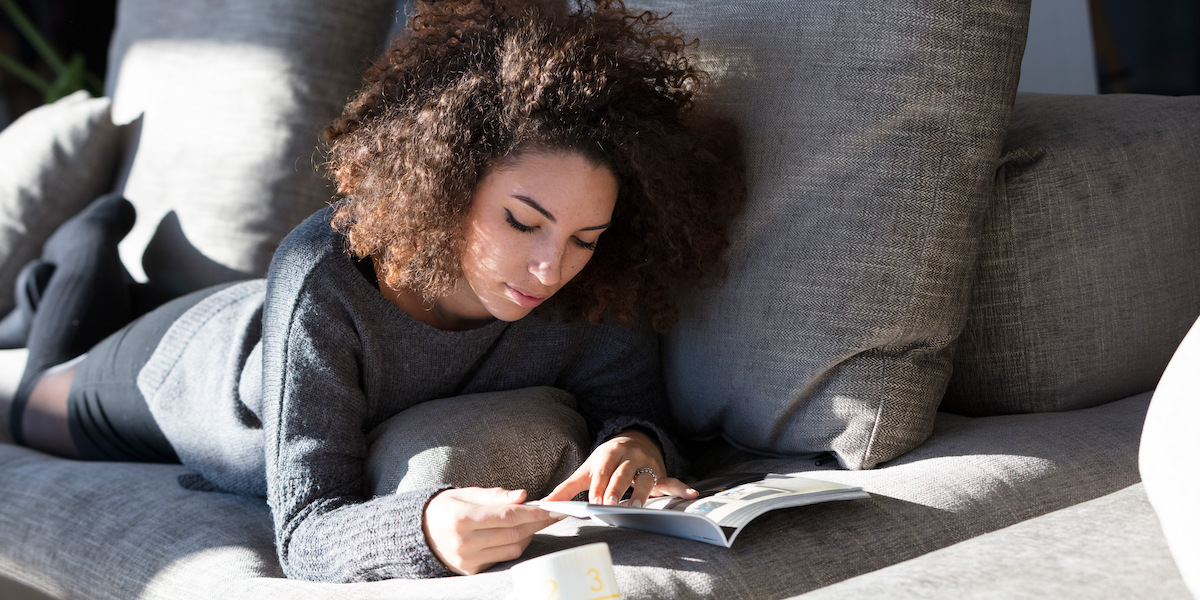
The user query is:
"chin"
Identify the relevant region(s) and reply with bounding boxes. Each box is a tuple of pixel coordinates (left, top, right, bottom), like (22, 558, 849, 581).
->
(484, 301, 535, 323)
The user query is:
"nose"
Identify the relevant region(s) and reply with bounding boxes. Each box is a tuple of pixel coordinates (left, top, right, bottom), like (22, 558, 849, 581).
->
(529, 240, 564, 288)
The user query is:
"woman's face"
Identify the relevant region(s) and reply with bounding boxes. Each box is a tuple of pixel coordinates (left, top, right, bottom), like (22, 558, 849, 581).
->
(434, 150, 618, 329)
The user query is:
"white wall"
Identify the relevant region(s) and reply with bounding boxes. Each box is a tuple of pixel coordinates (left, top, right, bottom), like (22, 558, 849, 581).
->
(1019, 0, 1099, 94)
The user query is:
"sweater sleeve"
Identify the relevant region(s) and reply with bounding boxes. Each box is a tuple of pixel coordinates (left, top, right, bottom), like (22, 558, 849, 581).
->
(261, 242, 452, 582)
(557, 319, 686, 476)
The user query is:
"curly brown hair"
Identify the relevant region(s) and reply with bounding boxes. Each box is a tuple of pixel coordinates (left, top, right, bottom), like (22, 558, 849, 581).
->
(323, 0, 744, 332)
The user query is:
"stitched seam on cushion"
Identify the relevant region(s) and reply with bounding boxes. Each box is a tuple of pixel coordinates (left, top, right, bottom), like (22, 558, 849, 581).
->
(862, 347, 888, 469)
(868, 4, 970, 469)
(1003, 155, 1036, 412)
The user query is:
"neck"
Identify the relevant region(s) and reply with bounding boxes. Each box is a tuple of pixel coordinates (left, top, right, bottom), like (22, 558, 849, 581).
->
(373, 261, 493, 331)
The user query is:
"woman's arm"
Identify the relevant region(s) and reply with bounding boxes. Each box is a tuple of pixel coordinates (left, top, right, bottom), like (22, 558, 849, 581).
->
(261, 287, 456, 581)
(260, 250, 559, 581)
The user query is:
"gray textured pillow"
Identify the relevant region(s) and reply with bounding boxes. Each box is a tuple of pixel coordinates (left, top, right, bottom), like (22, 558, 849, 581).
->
(366, 387, 588, 500)
(105, 0, 400, 295)
(653, 0, 1031, 469)
(943, 94, 1200, 415)
(0, 91, 122, 314)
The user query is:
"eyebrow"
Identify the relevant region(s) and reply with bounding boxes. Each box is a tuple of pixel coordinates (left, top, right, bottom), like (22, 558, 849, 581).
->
(514, 194, 611, 231)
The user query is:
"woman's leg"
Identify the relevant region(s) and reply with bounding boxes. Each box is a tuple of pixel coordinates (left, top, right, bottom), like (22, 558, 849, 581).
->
(17, 358, 83, 458)
(8, 194, 137, 449)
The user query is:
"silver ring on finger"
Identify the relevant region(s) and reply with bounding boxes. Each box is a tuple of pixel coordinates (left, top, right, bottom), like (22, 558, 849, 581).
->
(634, 467, 658, 487)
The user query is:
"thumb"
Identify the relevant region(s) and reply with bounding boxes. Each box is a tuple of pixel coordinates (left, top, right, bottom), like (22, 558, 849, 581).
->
(456, 486, 528, 505)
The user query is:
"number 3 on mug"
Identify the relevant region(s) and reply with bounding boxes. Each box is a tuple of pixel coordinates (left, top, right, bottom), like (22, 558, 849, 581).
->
(511, 543, 622, 600)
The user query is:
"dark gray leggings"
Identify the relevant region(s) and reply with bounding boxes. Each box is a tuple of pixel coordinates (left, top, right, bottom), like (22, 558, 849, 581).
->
(67, 284, 232, 463)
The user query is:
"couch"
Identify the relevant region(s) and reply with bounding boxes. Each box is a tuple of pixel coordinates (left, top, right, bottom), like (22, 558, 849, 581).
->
(1, 0, 1197, 598)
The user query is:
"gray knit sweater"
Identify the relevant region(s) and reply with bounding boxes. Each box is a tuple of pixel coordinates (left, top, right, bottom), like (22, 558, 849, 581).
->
(135, 208, 680, 582)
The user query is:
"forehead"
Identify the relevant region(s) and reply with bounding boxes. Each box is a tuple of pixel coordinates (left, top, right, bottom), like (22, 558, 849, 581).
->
(476, 150, 618, 218)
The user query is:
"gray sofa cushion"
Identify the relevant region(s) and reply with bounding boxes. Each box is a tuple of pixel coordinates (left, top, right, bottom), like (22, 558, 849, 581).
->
(0, 91, 122, 315)
(944, 93, 1200, 415)
(1140, 316, 1200, 597)
(794, 484, 1193, 600)
(0, 393, 1148, 599)
(366, 387, 588, 500)
(105, 0, 399, 295)
(654, 0, 1031, 469)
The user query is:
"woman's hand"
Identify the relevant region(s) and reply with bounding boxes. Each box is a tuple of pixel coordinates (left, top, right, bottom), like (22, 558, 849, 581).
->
(542, 428, 697, 507)
(423, 487, 562, 575)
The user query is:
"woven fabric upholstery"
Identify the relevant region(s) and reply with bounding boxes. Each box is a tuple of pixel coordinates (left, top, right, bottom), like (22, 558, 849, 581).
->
(653, 0, 1031, 468)
(944, 94, 1200, 415)
(366, 387, 589, 500)
(0, 394, 1150, 599)
(105, 0, 399, 295)
(795, 484, 1192, 600)
(0, 91, 123, 314)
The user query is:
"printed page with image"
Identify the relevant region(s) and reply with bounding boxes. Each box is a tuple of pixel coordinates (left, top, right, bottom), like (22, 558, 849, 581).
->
(529, 473, 869, 547)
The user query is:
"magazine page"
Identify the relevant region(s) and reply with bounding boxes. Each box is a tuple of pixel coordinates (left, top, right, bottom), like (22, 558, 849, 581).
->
(654, 474, 868, 529)
(529, 473, 868, 547)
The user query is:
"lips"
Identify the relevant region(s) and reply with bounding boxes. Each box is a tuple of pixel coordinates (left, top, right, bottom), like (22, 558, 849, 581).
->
(505, 284, 547, 309)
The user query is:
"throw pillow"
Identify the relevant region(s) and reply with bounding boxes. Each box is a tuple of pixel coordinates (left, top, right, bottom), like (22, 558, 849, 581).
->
(0, 91, 122, 315)
(652, 0, 1031, 468)
(366, 387, 589, 500)
(105, 0, 401, 295)
(943, 94, 1200, 414)
(1140, 315, 1200, 598)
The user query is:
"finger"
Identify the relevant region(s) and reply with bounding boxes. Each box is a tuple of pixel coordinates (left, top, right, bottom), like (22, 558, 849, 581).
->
(543, 466, 592, 501)
(453, 513, 556, 574)
(472, 515, 561, 548)
(447, 486, 527, 506)
(459, 537, 536, 575)
(589, 459, 619, 504)
(653, 476, 698, 499)
(471, 502, 564, 529)
(603, 461, 637, 505)
(628, 467, 656, 507)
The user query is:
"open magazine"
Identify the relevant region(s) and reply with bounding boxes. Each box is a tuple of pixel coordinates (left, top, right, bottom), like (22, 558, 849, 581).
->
(529, 473, 869, 547)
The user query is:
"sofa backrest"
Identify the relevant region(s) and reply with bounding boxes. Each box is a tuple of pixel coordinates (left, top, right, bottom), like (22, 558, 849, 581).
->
(105, 0, 401, 296)
(653, 0, 1031, 469)
(943, 93, 1200, 415)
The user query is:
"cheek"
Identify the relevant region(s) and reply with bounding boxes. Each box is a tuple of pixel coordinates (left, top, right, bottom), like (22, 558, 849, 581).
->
(563, 249, 595, 281)
(463, 220, 518, 279)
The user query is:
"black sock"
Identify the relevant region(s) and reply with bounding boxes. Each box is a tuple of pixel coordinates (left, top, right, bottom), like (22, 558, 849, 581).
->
(10, 193, 137, 445)
(0, 259, 55, 348)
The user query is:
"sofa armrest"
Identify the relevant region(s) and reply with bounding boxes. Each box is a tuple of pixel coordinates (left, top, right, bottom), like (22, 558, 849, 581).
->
(945, 93, 1200, 416)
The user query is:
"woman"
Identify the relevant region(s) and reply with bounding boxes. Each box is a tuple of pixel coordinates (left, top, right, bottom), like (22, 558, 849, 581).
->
(3, 0, 743, 582)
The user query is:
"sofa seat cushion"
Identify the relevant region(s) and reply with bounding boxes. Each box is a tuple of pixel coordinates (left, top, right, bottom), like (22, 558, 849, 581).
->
(793, 484, 1192, 600)
(0, 394, 1149, 599)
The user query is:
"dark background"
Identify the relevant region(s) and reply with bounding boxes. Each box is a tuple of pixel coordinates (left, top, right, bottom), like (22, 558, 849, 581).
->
(1, 0, 1198, 127)
(1, 0, 117, 126)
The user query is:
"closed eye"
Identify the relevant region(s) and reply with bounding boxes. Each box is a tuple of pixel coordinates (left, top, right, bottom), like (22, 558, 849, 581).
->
(505, 210, 535, 233)
(574, 237, 598, 251)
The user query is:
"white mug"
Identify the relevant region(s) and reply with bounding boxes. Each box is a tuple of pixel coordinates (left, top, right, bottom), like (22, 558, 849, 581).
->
(509, 542, 622, 600)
